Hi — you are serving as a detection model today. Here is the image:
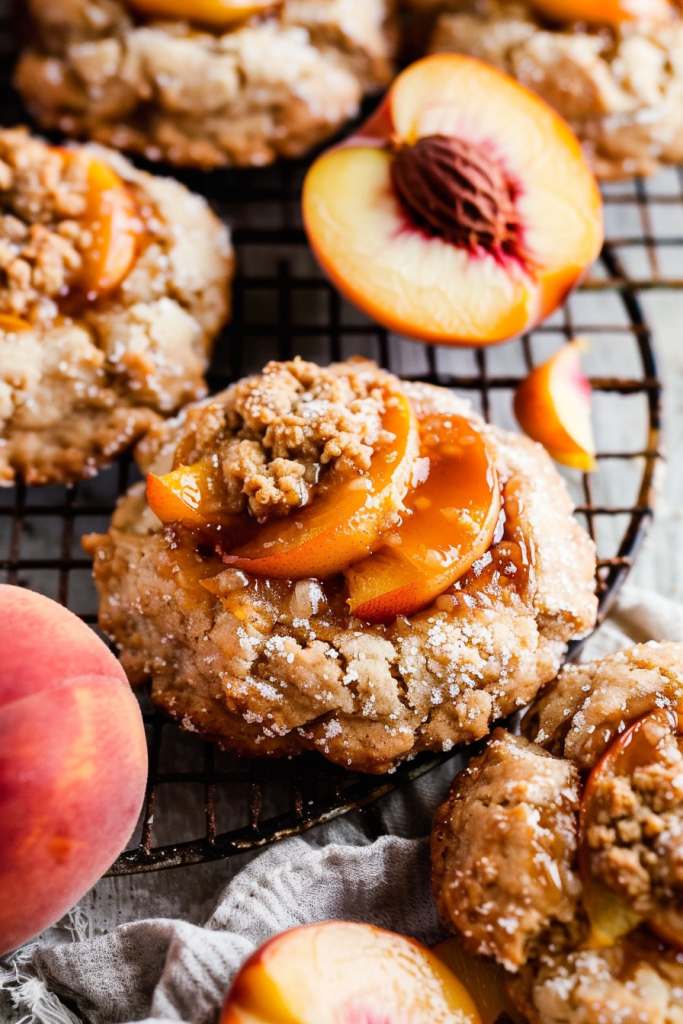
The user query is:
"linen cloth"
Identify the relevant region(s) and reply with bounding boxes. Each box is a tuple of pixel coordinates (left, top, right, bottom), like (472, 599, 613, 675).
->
(3, 583, 683, 1024)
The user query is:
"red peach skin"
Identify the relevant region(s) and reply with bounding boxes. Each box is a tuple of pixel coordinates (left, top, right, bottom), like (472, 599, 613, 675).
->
(0, 585, 147, 954)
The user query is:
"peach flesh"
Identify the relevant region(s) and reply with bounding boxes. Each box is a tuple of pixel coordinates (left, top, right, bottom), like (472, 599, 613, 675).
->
(220, 388, 419, 580)
(528, 0, 674, 25)
(58, 150, 141, 300)
(303, 55, 603, 347)
(221, 922, 483, 1024)
(579, 708, 683, 949)
(514, 340, 596, 471)
(147, 462, 255, 546)
(0, 586, 147, 954)
(345, 414, 501, 624)
(126, 0, 280, 26)
(0, 315, 32, 332)
(433, 938, 522, 1024)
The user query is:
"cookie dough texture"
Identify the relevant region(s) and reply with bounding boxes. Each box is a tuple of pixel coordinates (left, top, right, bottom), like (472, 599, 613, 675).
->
(431, 729, 581, 971)
(83, 358, 597, 774)
(0, 127, 233, 485)
(426, 0, 683, 178)
(15, 0, 396, 168)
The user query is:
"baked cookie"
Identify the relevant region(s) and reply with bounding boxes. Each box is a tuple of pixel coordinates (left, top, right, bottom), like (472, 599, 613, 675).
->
(432, 641, 683, 1024)
(423, 0, 683, 178)
(0, 127, 232, 485)
(83, 357, 597, 774)
(15, 0, 396, 169)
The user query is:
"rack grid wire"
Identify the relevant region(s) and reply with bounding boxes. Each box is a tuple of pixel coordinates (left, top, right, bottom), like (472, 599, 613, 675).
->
(0, 15, 668, 872)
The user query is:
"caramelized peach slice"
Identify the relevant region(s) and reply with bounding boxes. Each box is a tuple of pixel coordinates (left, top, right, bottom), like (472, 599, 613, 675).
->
(303, 55, 603, 347)
(0, 315, 32, 332)
(126, 0, 280, 26)
(528, 0, 674, 26)
(514, 339, 596, 471)
(344, 414, 500, 624)
(580, 708, 683, 948)
(221, 922, 483, 1024)
(221, 388, 419, 579)
(59, 149, 140, 299)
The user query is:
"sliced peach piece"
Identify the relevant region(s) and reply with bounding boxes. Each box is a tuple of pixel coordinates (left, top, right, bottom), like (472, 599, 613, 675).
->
(126, 0, 280, 26)
(579, 708, 683, 949)
(221, 922, 483, 1024)
(0, 315, 32, 332)
(220, 387, 419, 580)
(344, 414, 500, 624)
(528, 0, 674, 26)
(514, 339, 596, 471)
(303, 54, 603, 348)
(59, 149, 140, 299)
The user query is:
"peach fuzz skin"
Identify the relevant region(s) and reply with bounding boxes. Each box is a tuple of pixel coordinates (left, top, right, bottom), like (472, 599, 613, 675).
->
(303, 55, 603, 348)
(528, 0, 675, 26)
(0, 585, 147, 954)
(221, 922, 483, 1024)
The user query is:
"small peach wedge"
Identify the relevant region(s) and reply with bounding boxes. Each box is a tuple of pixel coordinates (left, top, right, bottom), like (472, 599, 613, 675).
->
(513, 339, 596, 471)
(147, 460, 254, 546)
(59, 149, 141, 299)
(0, 315, 32, 332)
(221, 922, 483, 1024)
(345, 414, 501, 624)
(126, 0, 280, 26)
(220, 387, 419, 580)
(580, 708, 683, 950)
(303, 54, 603, 348)
(528, 0, 674, 26)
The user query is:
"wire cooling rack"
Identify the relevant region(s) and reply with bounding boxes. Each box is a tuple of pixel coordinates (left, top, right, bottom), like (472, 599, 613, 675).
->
(0, 13, 667, 871)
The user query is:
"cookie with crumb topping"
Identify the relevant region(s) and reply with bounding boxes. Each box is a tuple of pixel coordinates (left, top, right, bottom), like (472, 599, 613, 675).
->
(15, 0, 395, 169)
(0, 127, 233, 485)
(83, 357, 597, 774)
(422, 0, 683, 178)
(431, 641, 683, 1024)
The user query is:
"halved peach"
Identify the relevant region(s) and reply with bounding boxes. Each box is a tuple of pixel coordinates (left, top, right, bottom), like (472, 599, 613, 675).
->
(344, 414, 500, 623)
(220, 387, 419, 580)
(579, 708, 683, 948)
(221, 922, 483, 1024)
(303, 54, 603, 348)
(126, 0, 280, 26)
(528, 0, 674, 26)
(59, 149, 141, 299)
(514, 339, 596, 471)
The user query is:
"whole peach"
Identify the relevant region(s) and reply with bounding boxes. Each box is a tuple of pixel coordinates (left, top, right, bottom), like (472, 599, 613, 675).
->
(0, 585, 147, 954)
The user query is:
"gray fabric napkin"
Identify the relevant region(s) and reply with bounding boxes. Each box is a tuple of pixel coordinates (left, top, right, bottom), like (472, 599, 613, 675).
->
(2, 584, 682, 1024)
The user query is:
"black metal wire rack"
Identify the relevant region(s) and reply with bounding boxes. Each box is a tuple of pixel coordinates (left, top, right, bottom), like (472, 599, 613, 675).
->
(0, 11, 668, 873)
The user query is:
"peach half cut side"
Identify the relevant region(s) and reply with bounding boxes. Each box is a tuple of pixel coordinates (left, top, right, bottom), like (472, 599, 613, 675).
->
(221, 922, 483, 1024)
(303, 54, 603, 348)
(345, 413, 501, 624)
(220, 387, 419, 580)
(528, 0, 675, 26)
(58, 149, 141, 300)
(126, 0, 281, 26)
(513, 338, 596, 471)
(579, 707, 683, 949)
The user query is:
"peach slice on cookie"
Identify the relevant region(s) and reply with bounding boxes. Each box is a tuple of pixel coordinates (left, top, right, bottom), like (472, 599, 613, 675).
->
(579, 707, 683, 949)
(218, 386, 419, 580)
(126, 0, 280, 27)
(514, 339, 596, 471)
(528, 0, 675, 26)
(303, 54, 603, 348)
(57, 149, 141, 300)
(221, 922, 483, 1024)
(345, 414, 501, 624)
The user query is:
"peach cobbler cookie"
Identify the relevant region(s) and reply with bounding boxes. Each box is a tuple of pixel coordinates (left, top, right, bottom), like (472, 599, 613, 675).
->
(84, 357, 597, 774)
(15, 0, 395, 169)
(0, 128, 232, 485)
(432, 642, 683, 1024)
(421, 0, 683, 178)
